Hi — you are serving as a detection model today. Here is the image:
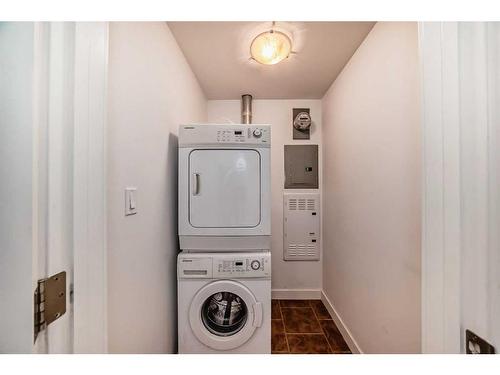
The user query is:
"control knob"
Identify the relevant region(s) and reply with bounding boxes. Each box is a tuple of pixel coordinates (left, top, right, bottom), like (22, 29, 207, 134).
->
(253, 129, 262, 138)
(250, 260, 261, 270)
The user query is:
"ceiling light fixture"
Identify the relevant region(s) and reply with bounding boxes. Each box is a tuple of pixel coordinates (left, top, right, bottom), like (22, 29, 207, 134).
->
(250, 23, 292, 65)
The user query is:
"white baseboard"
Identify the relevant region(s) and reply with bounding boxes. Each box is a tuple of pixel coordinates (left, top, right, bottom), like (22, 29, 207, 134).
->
(321, 291, 363, 354)
(272, 289, 322, 300)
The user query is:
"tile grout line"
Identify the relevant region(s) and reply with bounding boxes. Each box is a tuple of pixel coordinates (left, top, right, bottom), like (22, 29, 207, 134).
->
(278, 300, 291, 353)
(312, 301, 352, 354)
(310, 300, 334, 354)
(282, 300, 329, 354)
(276, 300, 348, 354)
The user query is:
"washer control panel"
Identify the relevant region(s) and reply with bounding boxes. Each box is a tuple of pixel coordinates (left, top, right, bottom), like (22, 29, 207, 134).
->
(179, 124, 270, 147)
(214, 255, 270, 278)
(178, 251, 271, 279)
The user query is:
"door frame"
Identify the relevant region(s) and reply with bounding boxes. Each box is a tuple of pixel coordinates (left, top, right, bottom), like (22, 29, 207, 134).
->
(419, 21, 461, 354)
(34, 21, 81, 354)
(32, 21, 111, 354)
(72, 22, 109, 353)
(34, 21, 110, 354)
(420, 21, 500, 354)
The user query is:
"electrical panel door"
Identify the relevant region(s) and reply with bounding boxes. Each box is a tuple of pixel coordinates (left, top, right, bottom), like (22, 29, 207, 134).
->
(283, 193, 320, 261)
(284, 145, 318, 189)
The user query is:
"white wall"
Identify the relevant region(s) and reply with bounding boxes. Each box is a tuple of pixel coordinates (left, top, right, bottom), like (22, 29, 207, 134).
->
(208, 100, 322, 294)
(107, 22, 207, 353)
(0, 22, 35, 353)
(321, 22, 421, 353)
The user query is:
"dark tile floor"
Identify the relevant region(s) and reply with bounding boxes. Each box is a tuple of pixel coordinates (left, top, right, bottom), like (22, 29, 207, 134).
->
(271, 299, 352, 354)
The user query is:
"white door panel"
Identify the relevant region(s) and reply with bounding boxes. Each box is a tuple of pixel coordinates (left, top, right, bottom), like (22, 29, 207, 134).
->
(189, 149, 261, 228)
(0, 22, 74, 353)
(0, 22, 38, 353)
(0, 22, 108, 354)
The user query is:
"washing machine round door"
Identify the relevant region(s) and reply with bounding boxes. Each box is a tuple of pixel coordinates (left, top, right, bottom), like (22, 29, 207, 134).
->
(189, 280, 263, 351)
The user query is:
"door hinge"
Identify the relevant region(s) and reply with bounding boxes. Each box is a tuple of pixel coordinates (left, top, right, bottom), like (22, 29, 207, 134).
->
(34, 271, 67, 342)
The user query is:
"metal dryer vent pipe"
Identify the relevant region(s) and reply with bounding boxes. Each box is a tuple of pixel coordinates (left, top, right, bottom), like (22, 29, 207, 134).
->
(241, 94, 253, 124)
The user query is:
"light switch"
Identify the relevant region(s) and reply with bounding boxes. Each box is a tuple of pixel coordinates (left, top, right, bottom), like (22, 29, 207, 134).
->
(125, 187, 137, 216)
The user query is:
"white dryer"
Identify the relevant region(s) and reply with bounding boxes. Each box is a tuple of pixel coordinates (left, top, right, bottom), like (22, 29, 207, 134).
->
(178, 124, 271, 251)
(177, 251, 271, 354)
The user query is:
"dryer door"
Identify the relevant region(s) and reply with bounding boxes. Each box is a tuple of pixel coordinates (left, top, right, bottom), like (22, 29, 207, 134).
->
(189, 149, 261, 228)
(189, 280, 263, 351)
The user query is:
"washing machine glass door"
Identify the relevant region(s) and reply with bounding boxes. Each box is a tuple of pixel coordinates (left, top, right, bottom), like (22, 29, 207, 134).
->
(189, 280, 263, 351)
(202, 291, 248, 336)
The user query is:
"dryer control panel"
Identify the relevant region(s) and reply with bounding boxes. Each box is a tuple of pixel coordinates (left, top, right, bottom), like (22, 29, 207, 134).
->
(179, 124, 271, 147)
(178, 252, 271, 279)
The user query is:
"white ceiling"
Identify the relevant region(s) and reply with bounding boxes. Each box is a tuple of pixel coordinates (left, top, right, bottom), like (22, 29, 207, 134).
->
(168, 21, 375, 100)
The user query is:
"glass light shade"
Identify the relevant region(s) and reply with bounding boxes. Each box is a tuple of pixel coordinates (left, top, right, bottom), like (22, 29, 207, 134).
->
(250, 30, 292, 65)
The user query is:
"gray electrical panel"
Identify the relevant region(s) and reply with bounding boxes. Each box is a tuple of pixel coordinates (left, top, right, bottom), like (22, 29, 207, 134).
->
(284, 145, 319, 189)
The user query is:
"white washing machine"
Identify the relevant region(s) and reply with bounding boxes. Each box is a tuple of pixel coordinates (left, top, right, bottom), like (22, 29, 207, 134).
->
(177, 251, 271, 353)
(178, 124, 271, 252)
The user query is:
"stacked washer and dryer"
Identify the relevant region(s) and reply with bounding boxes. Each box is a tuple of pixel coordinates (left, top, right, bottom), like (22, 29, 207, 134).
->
(177, 123, 272, 353)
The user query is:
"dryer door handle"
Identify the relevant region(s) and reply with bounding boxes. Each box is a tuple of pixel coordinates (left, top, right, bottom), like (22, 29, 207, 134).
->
(252, 302, 263, 327)
(192, 173, 200, 195)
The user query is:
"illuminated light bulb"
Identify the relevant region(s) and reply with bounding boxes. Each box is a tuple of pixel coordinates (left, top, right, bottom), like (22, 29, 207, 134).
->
(250, 30, 292, 65)
(262, 43, 274, 58)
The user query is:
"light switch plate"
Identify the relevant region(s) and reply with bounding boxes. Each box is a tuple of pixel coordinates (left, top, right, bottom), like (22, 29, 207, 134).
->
(125, 187, 137, 216)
